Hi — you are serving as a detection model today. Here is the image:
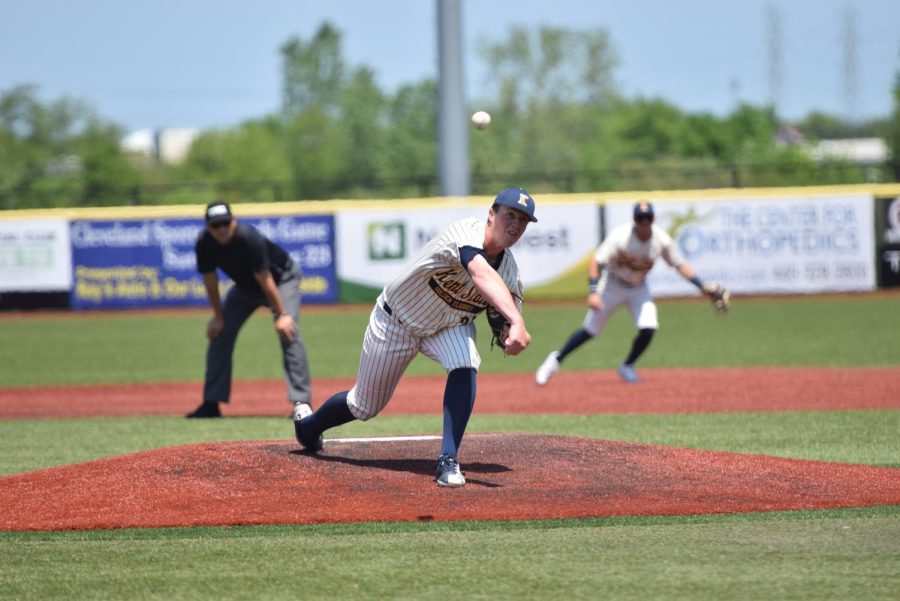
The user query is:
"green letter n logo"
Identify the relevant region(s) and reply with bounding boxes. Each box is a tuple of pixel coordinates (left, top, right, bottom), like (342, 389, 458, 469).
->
(368, 223, 405, 260)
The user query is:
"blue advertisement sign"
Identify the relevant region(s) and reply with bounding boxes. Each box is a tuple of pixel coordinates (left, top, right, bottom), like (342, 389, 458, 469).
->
(70, 215, 337, 309)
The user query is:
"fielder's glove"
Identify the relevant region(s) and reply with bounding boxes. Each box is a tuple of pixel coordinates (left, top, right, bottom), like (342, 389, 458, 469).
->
(702, 282, 731, 314)
(485, 305, 510, 351)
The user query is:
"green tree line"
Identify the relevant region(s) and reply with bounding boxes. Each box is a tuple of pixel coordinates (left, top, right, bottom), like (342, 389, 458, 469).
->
(1, 22, 897, 210)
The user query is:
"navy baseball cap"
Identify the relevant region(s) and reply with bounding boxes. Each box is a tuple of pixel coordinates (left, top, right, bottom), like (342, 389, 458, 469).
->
(633, 202, 655, 221)
(205, 201, 233, 224)
(493, 187, 538, 222)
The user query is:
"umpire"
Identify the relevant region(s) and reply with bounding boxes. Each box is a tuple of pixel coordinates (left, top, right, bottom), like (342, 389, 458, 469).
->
(187, 200, 312, 419)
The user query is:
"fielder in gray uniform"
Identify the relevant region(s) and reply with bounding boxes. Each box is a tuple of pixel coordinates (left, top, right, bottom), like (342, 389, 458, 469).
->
(535, 202, 710, 385)
(188, 200, 312, 419)
(294, 188, 537, 487)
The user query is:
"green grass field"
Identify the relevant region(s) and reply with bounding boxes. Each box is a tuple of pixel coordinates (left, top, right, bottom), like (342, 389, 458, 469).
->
(1, 294, 898, 600)
(3, 294, 898, 387)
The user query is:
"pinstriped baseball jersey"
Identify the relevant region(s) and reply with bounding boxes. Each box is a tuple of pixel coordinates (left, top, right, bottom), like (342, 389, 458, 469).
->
(347, 217, 525, 420)
(595, 222, 684, 286)
(379, 217, 524, 337)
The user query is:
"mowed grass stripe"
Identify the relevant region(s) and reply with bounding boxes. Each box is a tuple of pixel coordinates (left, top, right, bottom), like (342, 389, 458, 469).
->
(1, 510, 898, 601)
(0, 294, 897, 387)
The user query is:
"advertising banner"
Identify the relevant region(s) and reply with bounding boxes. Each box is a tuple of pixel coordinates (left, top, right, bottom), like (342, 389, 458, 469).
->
(0, 218, 72, 291)
(876, 195, 900, 287)
(605, 194, 876, 296)
(335, 203, 600, 301)
(70, 215, 337, 309)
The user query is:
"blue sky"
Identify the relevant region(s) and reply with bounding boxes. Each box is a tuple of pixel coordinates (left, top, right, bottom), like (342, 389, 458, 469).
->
(2, 0, 898, 133)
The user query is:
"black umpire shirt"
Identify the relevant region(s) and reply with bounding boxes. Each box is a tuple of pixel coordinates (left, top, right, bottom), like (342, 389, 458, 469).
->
(195, 222, 296, 297)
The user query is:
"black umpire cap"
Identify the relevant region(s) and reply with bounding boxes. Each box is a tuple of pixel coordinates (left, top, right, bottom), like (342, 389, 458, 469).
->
(205, 201, 233, 224)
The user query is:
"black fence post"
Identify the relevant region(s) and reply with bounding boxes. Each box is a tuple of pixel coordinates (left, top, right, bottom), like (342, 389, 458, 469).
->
(731, 164, 741, 188)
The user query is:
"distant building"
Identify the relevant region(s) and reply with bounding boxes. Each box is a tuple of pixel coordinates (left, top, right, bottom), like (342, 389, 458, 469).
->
(121, 129, 156, 155)
(121, 127, 201, 164)
(773, 123, 890, 166)
(775, 123, 805, 146)
(806, 138, 889, 164)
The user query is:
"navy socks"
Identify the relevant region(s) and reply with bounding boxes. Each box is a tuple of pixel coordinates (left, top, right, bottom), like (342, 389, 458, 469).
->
(557, 328, 593, 362)
(624, 328, 655, 365)
(440, 368, 477, 458)
(301, 371, 477, 460)
(300, 390, 356, 440)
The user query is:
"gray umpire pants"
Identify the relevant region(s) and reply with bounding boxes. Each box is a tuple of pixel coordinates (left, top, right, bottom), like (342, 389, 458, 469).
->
(203, 272, 311, 406)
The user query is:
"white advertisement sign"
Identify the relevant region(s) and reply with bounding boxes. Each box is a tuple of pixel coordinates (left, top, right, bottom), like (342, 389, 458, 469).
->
(336, 203, 599, 291)
(605, 194, 875, 296)
(885, 196, 900, 243)
(0, 218, 72, 291)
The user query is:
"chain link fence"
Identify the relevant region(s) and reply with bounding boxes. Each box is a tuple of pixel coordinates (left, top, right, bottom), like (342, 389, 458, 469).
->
(3, 160, 896, 209)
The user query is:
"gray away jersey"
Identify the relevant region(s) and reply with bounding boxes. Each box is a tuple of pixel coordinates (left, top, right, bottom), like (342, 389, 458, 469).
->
(379, 217, 524, 337)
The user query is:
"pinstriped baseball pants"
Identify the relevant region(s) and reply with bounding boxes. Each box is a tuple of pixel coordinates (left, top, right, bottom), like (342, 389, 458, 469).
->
(347, 304, 480, 420)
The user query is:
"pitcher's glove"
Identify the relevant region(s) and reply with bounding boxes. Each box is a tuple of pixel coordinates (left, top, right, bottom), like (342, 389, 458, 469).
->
(702, 282, 731, 314)
(485, 305, 510, 351)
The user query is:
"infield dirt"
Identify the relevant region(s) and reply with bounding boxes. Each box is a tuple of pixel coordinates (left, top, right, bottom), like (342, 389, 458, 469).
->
(2, 366, 898, 419)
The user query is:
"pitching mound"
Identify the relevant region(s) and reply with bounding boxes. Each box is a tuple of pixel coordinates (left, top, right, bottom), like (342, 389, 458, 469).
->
(2, 433, 899, 531)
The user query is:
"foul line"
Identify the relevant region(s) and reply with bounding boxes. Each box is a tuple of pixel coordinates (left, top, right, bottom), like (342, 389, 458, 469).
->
(325, 435, 441, 444)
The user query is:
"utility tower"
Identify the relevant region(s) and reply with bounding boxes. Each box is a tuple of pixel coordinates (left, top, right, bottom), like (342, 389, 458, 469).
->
(436, 0, 470, 197)
(766, 4, 784, 115)
(841, 5, 859, 122)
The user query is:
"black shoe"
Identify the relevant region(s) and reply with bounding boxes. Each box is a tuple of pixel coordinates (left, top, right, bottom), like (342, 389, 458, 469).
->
(294, 419, 323, 453)
(186, 401, 221, 418)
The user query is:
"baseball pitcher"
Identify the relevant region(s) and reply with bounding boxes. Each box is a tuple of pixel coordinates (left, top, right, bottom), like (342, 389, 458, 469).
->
(295, 188, 537, 487)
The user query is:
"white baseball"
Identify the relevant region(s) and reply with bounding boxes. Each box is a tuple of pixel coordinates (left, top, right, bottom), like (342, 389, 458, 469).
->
(471, 110, 491, 130)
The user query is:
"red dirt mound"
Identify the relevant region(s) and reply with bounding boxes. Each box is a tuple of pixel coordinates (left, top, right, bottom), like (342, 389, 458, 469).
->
(2, 433, 899, 531)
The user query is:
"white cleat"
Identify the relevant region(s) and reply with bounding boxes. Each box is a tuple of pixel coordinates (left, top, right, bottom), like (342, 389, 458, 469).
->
(435, 454, 466, 487)
(535, 351, 560, 386)
(291, 402, 313, 421)
(617, 363, 640, 383)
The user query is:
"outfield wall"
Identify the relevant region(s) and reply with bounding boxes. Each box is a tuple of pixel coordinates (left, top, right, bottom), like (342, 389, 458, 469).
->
(606, 194, 875, 296)
(1, 184, 898, 310)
